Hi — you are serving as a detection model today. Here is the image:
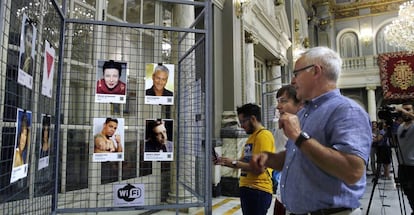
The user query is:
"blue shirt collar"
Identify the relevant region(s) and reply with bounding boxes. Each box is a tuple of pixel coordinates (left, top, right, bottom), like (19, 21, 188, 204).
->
(304, 89, 341, 108)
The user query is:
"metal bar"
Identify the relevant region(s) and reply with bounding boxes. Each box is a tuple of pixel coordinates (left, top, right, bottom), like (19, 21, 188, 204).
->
(65, 18, 206, 34)
(204, 1, 213, 214)
(51, 0, 67, 213)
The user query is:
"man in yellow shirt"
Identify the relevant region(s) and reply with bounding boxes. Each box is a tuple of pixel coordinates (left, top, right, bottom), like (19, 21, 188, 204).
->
(219, 103, 275, 215)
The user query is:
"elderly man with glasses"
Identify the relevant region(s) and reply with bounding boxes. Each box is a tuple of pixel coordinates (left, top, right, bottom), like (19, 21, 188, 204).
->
(250, 46, 372, 215)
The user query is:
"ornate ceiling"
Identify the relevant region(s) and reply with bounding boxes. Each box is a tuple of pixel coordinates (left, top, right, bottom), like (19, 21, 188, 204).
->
(309, 0, 406, 20)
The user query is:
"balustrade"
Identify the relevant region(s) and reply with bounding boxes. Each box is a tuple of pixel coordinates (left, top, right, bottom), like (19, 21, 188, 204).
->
(342, 55, 379, 72)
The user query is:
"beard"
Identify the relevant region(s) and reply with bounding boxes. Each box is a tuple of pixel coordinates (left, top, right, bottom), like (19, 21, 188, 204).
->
(245, 121, 255, 134)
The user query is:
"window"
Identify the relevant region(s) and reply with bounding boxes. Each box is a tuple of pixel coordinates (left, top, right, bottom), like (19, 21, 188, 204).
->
(254, 59, 265, 105)
(339, 32, 359, 58)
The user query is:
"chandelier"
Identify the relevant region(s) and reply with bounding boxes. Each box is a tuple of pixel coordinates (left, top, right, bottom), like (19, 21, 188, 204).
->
(384, 1, 414, 51)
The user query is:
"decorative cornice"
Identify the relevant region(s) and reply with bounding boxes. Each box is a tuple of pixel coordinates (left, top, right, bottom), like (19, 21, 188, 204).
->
(268, 59, 282, 66)
(245, 31, 258, 44)
(331, 0, 405, 19)
(310, 0, 405, 20)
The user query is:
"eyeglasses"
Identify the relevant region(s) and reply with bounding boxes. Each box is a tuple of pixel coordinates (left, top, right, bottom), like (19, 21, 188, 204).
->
(292, 64, 315, 77)
(239, 117, 251, 125)
(400, 129, 408, 139)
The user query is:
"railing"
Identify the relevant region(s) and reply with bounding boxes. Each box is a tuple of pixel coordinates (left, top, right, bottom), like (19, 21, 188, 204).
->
(342, 55, 379, 72)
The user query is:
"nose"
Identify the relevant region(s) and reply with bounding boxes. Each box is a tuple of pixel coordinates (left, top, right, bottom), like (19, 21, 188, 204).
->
(240, 123, 247, 130)
(276, 103, 282, 110)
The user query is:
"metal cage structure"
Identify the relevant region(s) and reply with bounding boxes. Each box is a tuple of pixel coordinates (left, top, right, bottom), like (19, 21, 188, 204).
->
(0, 0, 213, 214)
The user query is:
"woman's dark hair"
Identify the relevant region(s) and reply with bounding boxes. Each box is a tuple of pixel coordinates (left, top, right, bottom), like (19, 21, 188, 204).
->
(18, 112, 30, 154)
(103, 60, 122, 76)
(42, 116, 51, 143)
(42, 116, 51, 126)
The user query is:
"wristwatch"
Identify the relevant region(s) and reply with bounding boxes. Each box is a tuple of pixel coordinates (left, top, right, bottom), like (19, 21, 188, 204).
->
(295, 131, 311, 148)
(231, 160, 238, 168)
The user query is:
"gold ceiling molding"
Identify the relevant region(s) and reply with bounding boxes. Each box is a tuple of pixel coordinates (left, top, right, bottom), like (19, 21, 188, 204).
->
(310, 0, 406, 20)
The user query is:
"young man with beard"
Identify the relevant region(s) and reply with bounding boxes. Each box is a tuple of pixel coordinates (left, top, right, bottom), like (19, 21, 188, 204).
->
(218, 103, 275, 215)
(396, 102, 414, 214)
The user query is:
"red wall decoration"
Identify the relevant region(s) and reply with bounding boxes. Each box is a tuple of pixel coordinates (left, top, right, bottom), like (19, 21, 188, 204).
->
(378, 52, 414, 103)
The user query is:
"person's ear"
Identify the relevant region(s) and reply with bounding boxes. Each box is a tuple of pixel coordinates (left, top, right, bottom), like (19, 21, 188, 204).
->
(312, 64, 322, 76)
(250, 115, 257, 123)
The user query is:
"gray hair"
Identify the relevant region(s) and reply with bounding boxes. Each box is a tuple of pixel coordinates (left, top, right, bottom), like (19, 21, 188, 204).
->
(153, 64, 169, 75)
(300, 47, 342, 82)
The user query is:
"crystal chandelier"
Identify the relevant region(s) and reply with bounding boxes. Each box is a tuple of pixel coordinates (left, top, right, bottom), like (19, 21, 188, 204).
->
(384, 1, 414, 51)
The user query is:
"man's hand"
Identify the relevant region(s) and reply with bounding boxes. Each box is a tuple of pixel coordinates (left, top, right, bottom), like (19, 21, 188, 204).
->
(213, 156, 222, 165)
(396, 107, 414, 119)
(250, 153, 268, 175)
(114, 135, 123, 152)
(219, 157, 234, 167)
(278, 112, 301, 141)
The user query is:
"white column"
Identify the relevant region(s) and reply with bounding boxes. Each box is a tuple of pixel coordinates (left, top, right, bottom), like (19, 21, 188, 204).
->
(245, 31, 257, 103)
(270, 60, 283, 90)
(366, 86, 377, 121)
(270, 60, 282, 117)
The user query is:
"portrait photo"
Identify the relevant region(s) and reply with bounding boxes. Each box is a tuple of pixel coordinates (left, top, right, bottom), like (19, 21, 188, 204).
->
(38, 114, 51, 170)
(95, 60, 127, 103)
(11, 109, 32, 183)
(144, 63, 174, 105)
(41, 40, 55, 98)
(144, 118, 174, 161)
(18, 14, 37, 89)
(92, 117, 125, 162)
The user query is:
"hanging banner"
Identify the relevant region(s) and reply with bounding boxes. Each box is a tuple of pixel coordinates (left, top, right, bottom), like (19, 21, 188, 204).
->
(378, 51, 414, 103)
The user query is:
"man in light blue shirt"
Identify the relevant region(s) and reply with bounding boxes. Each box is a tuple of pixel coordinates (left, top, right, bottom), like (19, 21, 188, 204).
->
(250, 47, 372, 214)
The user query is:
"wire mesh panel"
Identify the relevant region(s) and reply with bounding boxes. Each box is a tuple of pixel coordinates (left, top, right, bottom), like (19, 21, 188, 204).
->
(0, 0, 62, 214)
(1, 0, 212, 214)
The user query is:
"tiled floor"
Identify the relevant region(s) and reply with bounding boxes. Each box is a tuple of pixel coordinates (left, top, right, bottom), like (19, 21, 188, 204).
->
(147, 172, 413, 215)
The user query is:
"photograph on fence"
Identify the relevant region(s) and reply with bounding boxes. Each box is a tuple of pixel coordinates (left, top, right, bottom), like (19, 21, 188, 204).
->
(144, 63, 174, 105)
(95, 60, 127, 103)
(18, 14, 37, 89)
(92, 117, 125, 162)
(38, 114, 51, 170)
(144, 119, 174, 161)
(41, 40, 56, 98)
(11, 109, 32, 183)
